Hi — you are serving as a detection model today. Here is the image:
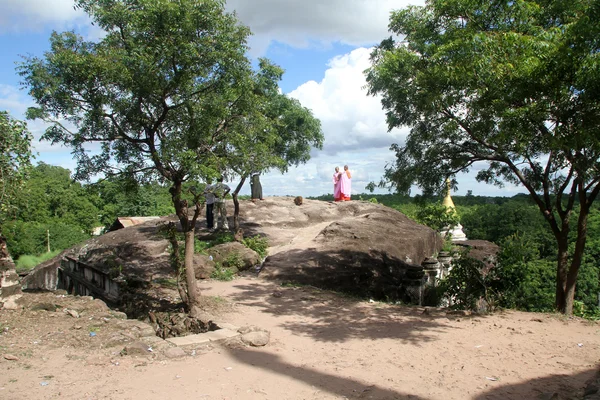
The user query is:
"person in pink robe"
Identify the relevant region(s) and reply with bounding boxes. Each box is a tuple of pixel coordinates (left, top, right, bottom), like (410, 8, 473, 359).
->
(333, 167, 342, 201)
(340, 165, 352, 201)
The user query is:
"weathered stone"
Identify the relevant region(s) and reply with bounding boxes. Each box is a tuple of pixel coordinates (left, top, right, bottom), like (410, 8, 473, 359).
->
(122, 341, 151, 356)
(0, 236, 21, 299)
(207, 242, 261, 272)
(241, 331, 270, 347)
(65, 309, 80, 318)
(193, 254, 215, 279)
(31, 303, 59, 311)
(1, 294, 24, 310)
(3, 353, 19, 361)
(111, 311, 128, 320)
(237, 325, 262, 335)
(163, 347, 187, 359)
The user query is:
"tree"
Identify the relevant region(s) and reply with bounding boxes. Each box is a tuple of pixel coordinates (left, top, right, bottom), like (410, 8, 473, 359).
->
(19, 0, 272, 317)
(220, 60, 323, 230)
(0, 111, 34, 225)
(366, 0, 600, 314)
(0, 111, 34, 270)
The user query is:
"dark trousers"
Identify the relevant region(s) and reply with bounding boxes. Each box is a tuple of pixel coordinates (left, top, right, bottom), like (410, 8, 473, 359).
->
(206, 203, 214, 228)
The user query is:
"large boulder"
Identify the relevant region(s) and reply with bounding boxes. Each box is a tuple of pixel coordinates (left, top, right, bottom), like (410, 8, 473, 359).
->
(193, 254, 215, 279)
(250, 199, 442, 301)
(206, 242, 261, 272)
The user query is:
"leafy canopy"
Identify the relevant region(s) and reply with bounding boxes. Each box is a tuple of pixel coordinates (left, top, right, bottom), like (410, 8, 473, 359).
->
(0, 111, 34, 224)
(366, 0, 600, 314)
(367, 0, 600, 200)
(19, 0, 256, 186)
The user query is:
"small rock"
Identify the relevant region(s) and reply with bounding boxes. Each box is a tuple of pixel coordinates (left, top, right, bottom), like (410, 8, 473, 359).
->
(237, 325, 262, 335)
(163, 347, 187, 359)
(538, 392, 560, 400)
(1, 295, 23, 310)
(122, 341, 152, 356)
(272, 291, 283, 298)
(241, 331, 270, 347)
(72, 325, 82, 330)
(111, 311, 128, 320)
(3, 354, 19, 361)
(31, 303, 58, 312)
(66, 309, 80, 318)
(584, 384, 599, 396)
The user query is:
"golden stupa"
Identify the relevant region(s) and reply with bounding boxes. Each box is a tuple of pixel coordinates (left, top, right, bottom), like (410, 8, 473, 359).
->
(440, 178, 467, 241)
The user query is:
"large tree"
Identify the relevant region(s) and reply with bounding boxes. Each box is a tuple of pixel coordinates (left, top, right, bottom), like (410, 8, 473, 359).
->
(18, 0, 277, 317)
(0, 111, 34, 225)
(0, 111, 33, 293)
(222, 60, 323, 230)
(366, 0, 600, 314)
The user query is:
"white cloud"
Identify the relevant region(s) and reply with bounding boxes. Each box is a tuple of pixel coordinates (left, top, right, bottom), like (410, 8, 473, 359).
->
(288, 47, 408, 155)
(0, 0, 88, 32)
(226, 0, 424, 55)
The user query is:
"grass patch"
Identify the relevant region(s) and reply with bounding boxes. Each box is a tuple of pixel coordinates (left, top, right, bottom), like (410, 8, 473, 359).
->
(195, 231, 236, 254)
(242, 235, 269, 258)
(15, 250, 61, 273)
(211, 262, 235, 281)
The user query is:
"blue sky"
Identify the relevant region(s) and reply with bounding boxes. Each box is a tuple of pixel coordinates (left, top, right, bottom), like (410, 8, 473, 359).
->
(0, 0, 523, 198)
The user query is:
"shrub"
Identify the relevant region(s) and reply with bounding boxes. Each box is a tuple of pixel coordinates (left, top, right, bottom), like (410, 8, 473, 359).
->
(439, 255, 499, 312)
(15, 250, 61, 273)
(242, 235, 268, 258)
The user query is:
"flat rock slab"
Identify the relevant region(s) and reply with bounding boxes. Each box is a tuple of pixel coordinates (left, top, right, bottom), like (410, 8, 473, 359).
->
(166, 328, 239, 347)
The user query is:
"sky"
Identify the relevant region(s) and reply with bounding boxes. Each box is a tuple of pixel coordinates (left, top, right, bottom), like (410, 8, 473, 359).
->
(0, 0, 524, 198)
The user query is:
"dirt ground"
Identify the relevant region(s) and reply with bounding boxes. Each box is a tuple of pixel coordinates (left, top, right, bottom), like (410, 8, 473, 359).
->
(1, 276, 599, 400)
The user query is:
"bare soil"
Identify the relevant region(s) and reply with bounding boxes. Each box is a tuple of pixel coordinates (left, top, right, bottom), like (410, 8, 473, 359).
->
(4, 197, 600, 399)
(1, 278, 599, 400)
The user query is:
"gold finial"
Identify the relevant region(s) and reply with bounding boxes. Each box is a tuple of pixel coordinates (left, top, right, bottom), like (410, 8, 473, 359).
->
(442, 178, 455, 211)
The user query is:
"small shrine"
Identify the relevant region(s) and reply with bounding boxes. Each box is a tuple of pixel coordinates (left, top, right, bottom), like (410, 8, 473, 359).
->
(439, 178, 467, 241)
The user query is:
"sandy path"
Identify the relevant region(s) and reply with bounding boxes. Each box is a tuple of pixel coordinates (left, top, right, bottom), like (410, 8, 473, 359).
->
(2, 277, 599, 400)
(267, 221, 331, 256)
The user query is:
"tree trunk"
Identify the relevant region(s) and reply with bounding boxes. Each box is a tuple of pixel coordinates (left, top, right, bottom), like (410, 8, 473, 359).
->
(232, 176, 246, 231)
(184, 229, 200, 313)
(169, 180, 201, 317)
(555, 234, 570, 313)
(555, 208, 590, 315)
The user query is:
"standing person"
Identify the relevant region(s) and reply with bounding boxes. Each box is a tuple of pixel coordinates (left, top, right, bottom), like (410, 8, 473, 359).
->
(250, 171, 263, 201)
(333, 166, 342, 201)
(340, 165, 352, 201)
(213, 177, 231, 230)
(203, 179, 215, 230)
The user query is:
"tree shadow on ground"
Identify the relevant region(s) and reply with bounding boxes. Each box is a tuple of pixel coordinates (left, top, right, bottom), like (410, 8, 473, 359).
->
(259, 248, 430, 303)
(219, 279, 481, 345)
(226, 345, 597, 399)
(226, 346, 428, 400)
(473, 366, 598, 399)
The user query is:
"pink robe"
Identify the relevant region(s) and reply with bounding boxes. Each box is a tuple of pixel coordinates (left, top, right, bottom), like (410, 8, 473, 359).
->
(333, 172, 342, 201)
(340, 170, 351, 200)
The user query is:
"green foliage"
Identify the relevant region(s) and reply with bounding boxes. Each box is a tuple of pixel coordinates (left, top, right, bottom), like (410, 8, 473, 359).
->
(0, 112, 33, 226)
(366, 0, 600, 314)
(242, 235, 268, 258)
(223, 252, 244, 271)
(4, 220, 90, 260)
(15, 250, 61, 273)
(14, 163, 100, 231)
(211, 262, 235, 281)
(439, 256, 498, 312)
(414, 202, 460, 232)
(87, 177, 174, 227)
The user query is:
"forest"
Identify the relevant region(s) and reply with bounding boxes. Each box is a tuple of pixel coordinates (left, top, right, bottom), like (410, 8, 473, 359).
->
(5, 162, 599, 319)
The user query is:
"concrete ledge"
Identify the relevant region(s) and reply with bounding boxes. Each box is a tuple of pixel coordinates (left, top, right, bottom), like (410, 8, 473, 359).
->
(165, 328, 239, 347)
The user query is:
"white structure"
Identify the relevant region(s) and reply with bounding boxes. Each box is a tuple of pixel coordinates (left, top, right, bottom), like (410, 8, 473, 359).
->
(439, 178, 467, 241)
